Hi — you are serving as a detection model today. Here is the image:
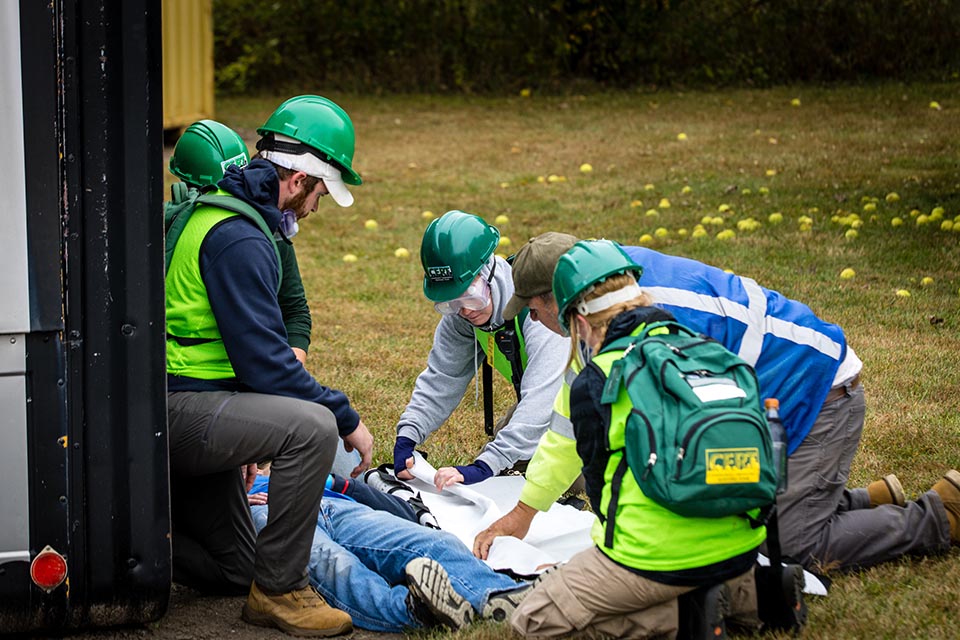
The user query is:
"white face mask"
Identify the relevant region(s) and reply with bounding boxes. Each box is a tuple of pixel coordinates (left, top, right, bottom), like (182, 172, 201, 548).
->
(278, 209, 299, 239)
(577, 340, 594, 368)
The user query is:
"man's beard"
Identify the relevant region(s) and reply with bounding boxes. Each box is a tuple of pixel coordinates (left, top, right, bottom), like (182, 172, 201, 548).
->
(284, 185, 315, 220)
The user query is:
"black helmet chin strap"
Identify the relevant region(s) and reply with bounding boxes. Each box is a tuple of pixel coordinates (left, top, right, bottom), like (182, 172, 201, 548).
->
(478, 257, 499, 332)
(257, 133, 311, 155)
(477, 255, 526, 435)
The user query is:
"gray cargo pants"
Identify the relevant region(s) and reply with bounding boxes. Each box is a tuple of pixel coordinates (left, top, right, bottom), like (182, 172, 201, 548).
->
(776, 382, 952, 571)
(168, 390, 339, 595)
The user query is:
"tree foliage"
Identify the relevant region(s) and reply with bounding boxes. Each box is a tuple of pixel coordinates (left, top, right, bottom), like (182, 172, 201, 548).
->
(213, 0, 960, 93)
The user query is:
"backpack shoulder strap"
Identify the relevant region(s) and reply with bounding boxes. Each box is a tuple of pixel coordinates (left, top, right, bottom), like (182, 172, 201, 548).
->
(164, 185, 202, 275)
(196, 194, 283, 285)
(482, 358, 495, 437)
(170, 181, 191, 205)
(482, 306, 531, 436)
(492, 307, 530, 396)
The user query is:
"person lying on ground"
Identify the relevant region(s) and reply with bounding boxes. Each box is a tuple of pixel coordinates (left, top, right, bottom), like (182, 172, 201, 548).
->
(248, 471, 532, 633)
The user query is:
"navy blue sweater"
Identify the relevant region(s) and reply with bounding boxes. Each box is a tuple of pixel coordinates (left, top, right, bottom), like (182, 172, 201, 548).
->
(167, 159, 359, 436)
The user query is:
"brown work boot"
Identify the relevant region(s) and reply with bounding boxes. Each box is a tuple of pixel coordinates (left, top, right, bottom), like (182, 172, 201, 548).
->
(242, 581, 353, 637)
(866, 474, 906, 507)
(931, 470, 960, 544)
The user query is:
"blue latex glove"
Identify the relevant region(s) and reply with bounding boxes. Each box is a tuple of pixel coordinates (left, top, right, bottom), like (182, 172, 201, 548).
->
(455, 460, 493, 485)
(393, 436, 418, 475)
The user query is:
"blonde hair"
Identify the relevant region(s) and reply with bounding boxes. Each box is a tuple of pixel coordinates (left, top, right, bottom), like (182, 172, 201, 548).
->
(565, 273, 653, 370)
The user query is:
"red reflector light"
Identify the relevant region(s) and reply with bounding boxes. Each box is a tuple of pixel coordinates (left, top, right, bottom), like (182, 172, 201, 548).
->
(30, 546, 68, 591)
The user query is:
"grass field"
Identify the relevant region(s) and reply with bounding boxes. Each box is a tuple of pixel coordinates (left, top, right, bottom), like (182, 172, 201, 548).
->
(210, 82, 960, 639)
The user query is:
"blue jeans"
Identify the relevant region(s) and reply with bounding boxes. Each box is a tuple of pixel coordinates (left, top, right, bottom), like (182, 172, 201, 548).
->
(251, 499, 523, 632)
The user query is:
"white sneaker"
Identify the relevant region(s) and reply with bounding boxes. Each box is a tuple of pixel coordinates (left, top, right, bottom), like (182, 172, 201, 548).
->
(481, 584, 533, 623)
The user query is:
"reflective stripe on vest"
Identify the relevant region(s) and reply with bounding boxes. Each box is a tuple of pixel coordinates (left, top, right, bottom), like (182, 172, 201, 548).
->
(474, 313, 529, 387)
(548, 366, 580, 439)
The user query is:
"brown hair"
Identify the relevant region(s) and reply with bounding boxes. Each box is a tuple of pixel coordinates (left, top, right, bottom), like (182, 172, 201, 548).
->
(565, 273, 653, 370)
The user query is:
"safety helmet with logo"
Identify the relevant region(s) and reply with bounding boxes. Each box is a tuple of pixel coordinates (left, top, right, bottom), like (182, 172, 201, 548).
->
(420, 210, 500, 303)
(168, 120, 250, 188)
(256, 95, 361, 207)
(552, 239, 643, 336)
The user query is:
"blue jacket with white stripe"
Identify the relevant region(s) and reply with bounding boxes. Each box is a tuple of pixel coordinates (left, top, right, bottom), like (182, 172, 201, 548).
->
(623, 246, 847, 454)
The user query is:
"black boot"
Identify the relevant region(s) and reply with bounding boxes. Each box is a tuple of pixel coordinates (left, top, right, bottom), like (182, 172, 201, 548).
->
(677, 582, 730, 640)
(756, 563, 807, 635)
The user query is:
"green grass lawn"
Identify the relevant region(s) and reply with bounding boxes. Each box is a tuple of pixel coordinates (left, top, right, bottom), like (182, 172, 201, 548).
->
(213, 82, 960, 639)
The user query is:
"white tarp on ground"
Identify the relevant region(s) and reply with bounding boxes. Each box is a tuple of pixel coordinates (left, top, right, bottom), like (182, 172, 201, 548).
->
(402, 452, 827, 595)
(405, 452, 595, 576)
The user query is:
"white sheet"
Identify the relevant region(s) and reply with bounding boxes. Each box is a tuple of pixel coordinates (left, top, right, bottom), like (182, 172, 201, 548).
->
(406, 452, 595, 575)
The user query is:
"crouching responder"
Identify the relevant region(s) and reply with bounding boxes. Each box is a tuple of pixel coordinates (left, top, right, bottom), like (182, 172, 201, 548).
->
(392, 211, 570, 492)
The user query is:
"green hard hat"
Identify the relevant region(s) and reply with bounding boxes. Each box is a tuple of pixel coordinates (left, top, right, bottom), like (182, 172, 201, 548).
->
(420, 211, 500, 302)
(169, 120, 250, 187)
(553, 239, 643, 335)
(257, 95, 362, 185)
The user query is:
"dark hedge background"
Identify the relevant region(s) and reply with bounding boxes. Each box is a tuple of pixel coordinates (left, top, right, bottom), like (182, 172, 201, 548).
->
(214, 0, 960, 94)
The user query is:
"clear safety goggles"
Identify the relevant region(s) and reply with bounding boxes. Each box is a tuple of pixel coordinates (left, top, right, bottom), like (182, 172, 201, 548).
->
(434, 276, 491, 316)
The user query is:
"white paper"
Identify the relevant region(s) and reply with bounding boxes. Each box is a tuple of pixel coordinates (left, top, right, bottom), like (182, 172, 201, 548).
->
(402, 454, 594, 571)
(691, 383, 747, 402)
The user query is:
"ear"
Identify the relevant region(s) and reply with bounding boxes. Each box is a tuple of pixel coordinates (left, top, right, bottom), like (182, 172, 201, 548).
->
(288, 170, 310, 192)
(277, 169, 311, 207)
(574, 314, 595, 345)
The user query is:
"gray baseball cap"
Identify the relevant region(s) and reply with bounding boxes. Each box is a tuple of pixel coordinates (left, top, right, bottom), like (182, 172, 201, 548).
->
(503, 232, 579, 320)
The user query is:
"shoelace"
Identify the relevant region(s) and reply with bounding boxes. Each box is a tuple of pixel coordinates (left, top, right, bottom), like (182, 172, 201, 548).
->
(292, 585, 326, 607)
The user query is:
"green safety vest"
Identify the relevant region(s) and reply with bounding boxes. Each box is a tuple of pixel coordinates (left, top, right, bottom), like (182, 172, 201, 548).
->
(474, 308, 530, 389)
(165, 196, 278, 380)
(474, 309, 530, 436)
(585, 331, 767, 572)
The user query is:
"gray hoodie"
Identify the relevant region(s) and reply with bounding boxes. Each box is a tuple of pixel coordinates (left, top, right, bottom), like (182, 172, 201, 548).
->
(396, 256, 570, 474)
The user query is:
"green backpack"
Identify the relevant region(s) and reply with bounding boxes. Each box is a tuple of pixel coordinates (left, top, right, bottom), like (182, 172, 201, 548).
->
(164, 182, 282, 284)
(598, 319, 778, 520)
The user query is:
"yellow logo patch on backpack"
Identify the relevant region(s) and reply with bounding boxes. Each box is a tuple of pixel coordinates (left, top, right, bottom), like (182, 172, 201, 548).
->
(705, 448, 762, 485)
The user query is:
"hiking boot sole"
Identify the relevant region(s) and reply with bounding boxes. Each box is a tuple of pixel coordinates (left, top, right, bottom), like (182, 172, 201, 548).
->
(882, 474, 907, 507)
(405, 558, 473, 631)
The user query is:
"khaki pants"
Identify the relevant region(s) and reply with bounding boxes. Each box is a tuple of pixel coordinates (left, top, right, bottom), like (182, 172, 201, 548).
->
(512, 546, 757, 639)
